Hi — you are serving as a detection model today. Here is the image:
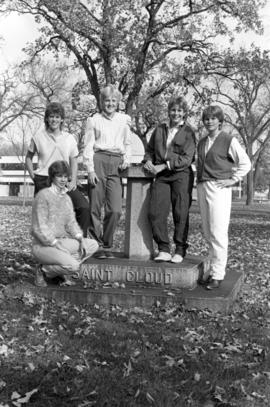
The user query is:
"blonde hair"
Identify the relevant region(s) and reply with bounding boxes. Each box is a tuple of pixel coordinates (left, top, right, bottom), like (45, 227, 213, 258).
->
(99, 85, 122, 107)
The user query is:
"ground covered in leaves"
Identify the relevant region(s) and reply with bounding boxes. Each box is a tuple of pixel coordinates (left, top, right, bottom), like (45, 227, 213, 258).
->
(0, 204, 270, 407)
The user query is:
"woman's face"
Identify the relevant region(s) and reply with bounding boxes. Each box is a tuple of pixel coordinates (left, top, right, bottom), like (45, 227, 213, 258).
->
(102, 95, 118, 117)
(168, 105, 185, 126)
(52, 173, 68, 190)
(203, 115, 221, 135)
(47, 113, 63, 132)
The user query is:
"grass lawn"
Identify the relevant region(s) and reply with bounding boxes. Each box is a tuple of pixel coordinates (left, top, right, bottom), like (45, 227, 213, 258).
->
(0, 204, 270, 407)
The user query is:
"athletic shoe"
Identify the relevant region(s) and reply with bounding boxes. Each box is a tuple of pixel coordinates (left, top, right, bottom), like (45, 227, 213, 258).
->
(205, 278, 222, 290)
(94, 250, 107, 259)
(34, 265, 47, 287)
(171, 254, 184, 264)
(154, 252, 172, 262)
(105, 251, 115, 259)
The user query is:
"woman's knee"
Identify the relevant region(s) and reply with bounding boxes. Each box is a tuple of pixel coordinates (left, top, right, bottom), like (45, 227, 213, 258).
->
(66, 260, 80, 273)
(84, 239, 99, 254)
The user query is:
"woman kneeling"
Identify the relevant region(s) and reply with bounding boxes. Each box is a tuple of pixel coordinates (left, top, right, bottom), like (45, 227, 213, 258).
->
(31, 160, 98, 287)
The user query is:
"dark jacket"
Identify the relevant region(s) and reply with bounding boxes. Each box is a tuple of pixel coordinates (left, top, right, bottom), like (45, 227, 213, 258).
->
(143, 123, 196, 172)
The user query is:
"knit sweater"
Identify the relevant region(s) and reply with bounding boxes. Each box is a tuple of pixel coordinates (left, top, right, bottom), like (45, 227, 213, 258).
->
(31, 187, 82, 246)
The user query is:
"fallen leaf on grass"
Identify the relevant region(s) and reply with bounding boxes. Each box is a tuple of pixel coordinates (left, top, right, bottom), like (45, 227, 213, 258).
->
(75, 365, 86, 373)
(224, 344, 242, 353)
(0, 379, 6, 391)
(78, 401, 96, 407)
(164, 355, 175, 367)
(134, 388, 140, 398)
(194, 372, 201, 382)
(27, 363, 35, 372)
(11, 388, 38, 406)
(0, 344, 13, 357)
(263, 371, 270, 379)
(146, 392, 155, 404)
(11, 392, 21, 400)
(123, 359, 132, 377)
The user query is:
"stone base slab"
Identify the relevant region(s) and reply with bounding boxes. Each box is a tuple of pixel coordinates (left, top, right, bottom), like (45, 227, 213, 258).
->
(76, 254, 203, 290)
(6, 270, 244, 313)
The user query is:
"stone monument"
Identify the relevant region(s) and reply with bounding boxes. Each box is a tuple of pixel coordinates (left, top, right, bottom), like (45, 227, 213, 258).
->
(76, 164, 201, 290)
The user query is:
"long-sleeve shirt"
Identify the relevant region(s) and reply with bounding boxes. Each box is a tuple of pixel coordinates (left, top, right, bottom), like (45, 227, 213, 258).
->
(83, 112, 132, 172)
(31, 186, 82, 246)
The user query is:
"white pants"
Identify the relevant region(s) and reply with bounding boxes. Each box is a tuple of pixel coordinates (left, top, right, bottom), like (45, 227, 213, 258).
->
(32, 238, 98, 278)
(197, 181, 232, 280)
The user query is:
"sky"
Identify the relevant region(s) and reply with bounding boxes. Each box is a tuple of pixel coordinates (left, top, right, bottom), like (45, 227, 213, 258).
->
(0, 14, 39, 70)
(0, 4, 270, 70)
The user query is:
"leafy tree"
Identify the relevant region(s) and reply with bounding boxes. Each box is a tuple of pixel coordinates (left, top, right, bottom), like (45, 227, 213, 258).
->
(19, 59, 93, 145)
(1, 60, 94, 153)
(255, 141, 270, 196)
(0, 0, 264, 121)
(201, 47, 270, 204)
(0, 69, 40, 134)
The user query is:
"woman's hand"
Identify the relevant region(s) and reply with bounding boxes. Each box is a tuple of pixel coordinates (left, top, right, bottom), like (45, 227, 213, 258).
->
(67, 179, 77, 191)
(88, 171, 99, 186)
(79, 239, 87, 257)
(216, 179, 236, 188)
(144, 160, 156, 174)
(153, 163, 167, 174)
(119, 161, 129, 170)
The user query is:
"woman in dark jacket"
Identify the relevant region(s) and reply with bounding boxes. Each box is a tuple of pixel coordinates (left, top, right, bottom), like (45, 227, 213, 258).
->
(143, 96, 196, 263)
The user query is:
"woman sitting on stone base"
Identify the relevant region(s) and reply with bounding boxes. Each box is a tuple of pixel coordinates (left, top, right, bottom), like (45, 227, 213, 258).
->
(31, 160, 98, 287)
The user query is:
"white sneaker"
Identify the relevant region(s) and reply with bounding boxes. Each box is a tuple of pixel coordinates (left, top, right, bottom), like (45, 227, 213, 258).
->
(171, 254, 184, 264)
(154, 252, 171, 262)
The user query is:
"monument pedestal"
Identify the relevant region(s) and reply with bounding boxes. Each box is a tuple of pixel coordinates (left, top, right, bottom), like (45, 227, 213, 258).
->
(120, 165, 155, 260)
(9, 269, 244, 313)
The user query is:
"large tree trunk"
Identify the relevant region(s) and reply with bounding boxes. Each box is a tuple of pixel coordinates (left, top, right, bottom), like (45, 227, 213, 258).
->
(246, 163, 254, 205)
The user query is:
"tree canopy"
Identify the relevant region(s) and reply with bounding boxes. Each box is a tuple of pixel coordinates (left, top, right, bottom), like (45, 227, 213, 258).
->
(0, 0, 265, 116)
(197, 46, 270, 203)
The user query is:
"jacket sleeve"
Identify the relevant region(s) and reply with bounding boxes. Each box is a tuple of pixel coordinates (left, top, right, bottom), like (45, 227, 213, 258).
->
(142, 128, 157, 163)
(167, 129, 196, 171)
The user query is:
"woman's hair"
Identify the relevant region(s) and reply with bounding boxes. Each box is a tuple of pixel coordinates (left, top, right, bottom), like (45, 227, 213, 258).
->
(202, 105, 224, 125)
(99, 85, 122, 108)
(48, 160, 70, 185)
(168, 96, 188, 119)
(44, 102, 65, 130)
